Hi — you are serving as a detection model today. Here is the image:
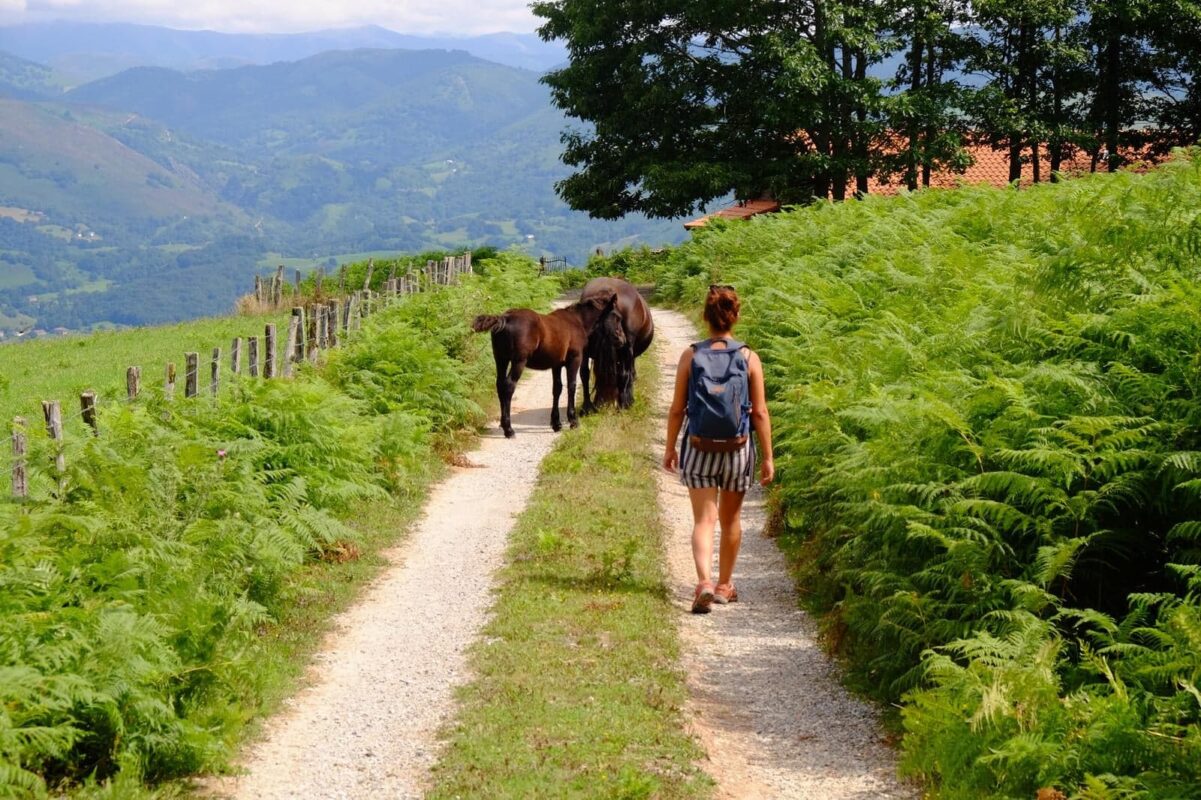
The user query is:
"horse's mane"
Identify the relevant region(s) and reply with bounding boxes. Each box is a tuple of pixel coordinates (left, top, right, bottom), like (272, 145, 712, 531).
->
(471, 314, 506, 333)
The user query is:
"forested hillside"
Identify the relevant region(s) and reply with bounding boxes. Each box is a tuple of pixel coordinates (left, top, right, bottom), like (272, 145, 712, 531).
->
(644, 155, 1201, 797)
(0, 21, 567, 81)
(0, 47, 684, 334)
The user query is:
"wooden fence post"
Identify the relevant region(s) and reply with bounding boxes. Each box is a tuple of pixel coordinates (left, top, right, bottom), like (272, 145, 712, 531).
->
(210, 347, 221, 396)
(363, 258, 375, 291)
(265, 323, 277, 378)
(166, 363, 176, 400)
(41, 401, 64, 490)
(294, 268, 302, 297)
(310, 305, 321, 357)
(316, 267, 324, 295)
(466, 251, 472, 274)
(273, 265, 284, 307)
(126, 366, 141, 400)
(283, 314, 300, 378)
(327, 300, 340, 348)
(339, 264, 347, 293)
(248, 336, 260, 377)
(315, 304, 327, 351)
(291, 307, 306, 361)
(80, 392, 97, 435)
(231, 338, 242, 375)
(185, 353, 199, 398)
(11, 417, 27, 499)
(254, 274, 264, 305)
(342, 295, 352, 335)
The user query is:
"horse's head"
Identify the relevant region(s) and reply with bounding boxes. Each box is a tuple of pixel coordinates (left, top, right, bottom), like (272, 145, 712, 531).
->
(578, 290, 618, 329)
(598, 304, 627, 350)
(586, 298, 630, 407)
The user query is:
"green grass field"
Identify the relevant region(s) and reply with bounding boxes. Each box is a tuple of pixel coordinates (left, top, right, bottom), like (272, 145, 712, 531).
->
(255, 250, 414, 272)
(0, 263, 37, 289)
(0, 311, 287, 439)
(429, 348, 712, 799)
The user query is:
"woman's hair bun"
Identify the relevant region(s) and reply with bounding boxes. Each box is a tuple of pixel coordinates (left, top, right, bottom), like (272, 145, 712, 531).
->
(704, 285, 740, 332)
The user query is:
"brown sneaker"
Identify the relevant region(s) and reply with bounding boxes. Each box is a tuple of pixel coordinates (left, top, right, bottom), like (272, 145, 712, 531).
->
(691, 581, 715, 614)
(713, 583, 739, 604)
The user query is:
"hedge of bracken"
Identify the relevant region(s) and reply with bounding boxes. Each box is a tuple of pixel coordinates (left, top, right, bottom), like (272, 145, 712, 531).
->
(650, 154, 1201, 799)
(0, 253, 555, 797)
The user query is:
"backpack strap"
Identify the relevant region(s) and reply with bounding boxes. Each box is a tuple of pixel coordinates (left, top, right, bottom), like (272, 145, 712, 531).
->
(692, 338, 745, 352)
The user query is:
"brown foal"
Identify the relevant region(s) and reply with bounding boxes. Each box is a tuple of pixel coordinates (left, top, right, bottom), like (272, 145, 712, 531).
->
(472, 293, 618, 438)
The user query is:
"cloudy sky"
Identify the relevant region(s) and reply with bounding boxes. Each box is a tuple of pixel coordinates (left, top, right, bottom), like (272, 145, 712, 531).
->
(0, 0, 541, 36)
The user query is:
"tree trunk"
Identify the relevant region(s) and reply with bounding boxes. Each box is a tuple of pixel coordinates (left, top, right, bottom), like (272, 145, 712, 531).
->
(1009, 139, 1024, 183)
(1103, 29, 1121, 171)
(1050, 23, 1063, 182)
(812, 0, 833, 198)
(831, 47, 853, 201)
(906, 27, 924, 192)
(855, 51, 870, 197)
(922, 38, 939, 187)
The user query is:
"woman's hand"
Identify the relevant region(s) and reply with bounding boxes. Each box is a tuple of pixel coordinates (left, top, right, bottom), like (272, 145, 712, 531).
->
(663, 446, 678, 472)
(760, 457, 775, 486)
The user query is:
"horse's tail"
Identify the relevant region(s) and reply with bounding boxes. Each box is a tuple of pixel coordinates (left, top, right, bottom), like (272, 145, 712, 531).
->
(471, 314, 507, 333)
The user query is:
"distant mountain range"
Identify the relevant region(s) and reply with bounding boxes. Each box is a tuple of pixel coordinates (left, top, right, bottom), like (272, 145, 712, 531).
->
(0, 21, 567, 84)
(0, 39, 687, 333)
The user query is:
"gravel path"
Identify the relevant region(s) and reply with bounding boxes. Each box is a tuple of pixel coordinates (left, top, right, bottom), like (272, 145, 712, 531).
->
(205, 366, 559, 800)
(652, 308, 916, 800)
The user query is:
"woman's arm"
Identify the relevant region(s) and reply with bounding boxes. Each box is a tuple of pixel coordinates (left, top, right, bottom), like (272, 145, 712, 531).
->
(663, 349, 692, 471)
(747, 350, 774, 485)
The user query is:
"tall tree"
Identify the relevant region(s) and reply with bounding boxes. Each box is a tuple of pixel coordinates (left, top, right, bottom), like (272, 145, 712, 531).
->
(1081, 0, 1155, 170)
(1141, 0, 1201, 155)
(533, 0, 887, 218)
(967, 0, 1085, 182)
(882, 0, 975, 190)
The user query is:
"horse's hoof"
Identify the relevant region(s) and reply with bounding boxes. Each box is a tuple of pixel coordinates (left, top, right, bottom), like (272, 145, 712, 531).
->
(552, 423, 562, 432)
(504, 428, 516, 439)
(569, 419, 579, 429)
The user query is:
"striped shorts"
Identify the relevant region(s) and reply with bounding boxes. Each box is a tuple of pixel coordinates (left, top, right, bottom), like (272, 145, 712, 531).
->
(679, 435, 756, 493)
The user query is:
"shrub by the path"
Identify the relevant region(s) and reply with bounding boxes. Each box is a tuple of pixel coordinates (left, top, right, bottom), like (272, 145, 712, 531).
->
(0, 253, 555, 796)
(647, 154, 1201, 797)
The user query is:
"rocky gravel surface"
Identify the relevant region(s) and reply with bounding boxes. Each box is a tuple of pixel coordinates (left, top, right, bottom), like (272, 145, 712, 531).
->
(652, 308, 917, 800)
(205, 367, 558, 800)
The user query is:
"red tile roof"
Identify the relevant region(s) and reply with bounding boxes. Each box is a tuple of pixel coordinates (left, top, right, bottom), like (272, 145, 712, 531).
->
(683, 198, 781, 229)
(864, 139, 1153, 195)
(683, 138, 1159, 228)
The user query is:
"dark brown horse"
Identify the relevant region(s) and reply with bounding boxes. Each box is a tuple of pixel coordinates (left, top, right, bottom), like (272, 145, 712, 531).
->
(580, 277, 654, 412)
(472, 293, 618, 438)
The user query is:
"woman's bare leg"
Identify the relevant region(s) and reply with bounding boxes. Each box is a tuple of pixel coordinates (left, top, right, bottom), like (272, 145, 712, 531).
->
(689, 487, 719, 583)
(717, 490, 746, 585)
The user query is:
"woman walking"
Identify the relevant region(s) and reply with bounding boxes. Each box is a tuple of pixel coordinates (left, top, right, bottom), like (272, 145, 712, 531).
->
(664, 285, 774, 613)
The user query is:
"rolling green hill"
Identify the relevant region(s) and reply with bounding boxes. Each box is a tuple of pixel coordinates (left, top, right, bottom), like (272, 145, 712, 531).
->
(0, 50, 67, 99)
(0, 47, 688, 333)
(66, 49, 550, 162)
(0, 98, 243, 223)
(0, 22, 567, 82)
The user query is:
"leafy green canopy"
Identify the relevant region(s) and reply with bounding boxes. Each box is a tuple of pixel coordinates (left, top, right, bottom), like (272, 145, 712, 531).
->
(0, 253, 556, 796)
(650, 154, 1201, 797)
(534, 0, 889, 216)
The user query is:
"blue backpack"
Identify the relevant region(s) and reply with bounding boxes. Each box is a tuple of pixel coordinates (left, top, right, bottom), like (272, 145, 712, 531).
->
(687, 338, 751, 452)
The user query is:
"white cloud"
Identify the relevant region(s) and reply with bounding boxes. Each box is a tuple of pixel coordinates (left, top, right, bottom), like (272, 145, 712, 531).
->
(7, 0, 540, 35)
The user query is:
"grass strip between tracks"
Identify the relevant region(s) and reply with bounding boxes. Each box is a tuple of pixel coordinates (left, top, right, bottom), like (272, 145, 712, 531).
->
(428, 348, 713, 800)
